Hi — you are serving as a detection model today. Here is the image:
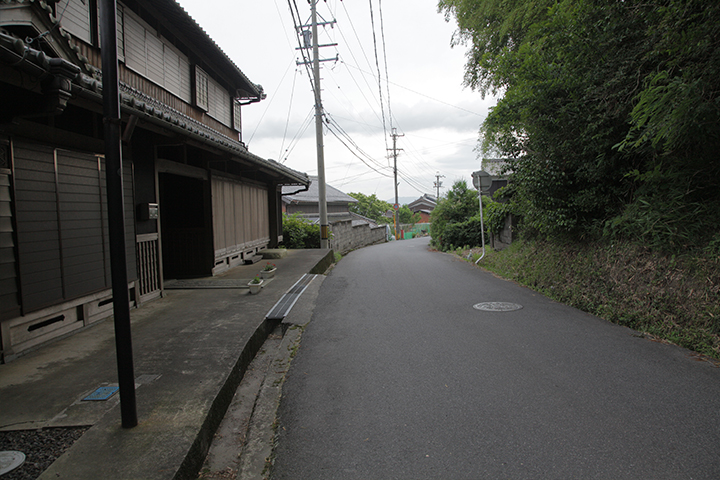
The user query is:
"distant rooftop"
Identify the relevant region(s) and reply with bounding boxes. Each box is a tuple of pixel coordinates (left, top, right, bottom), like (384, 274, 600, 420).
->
(282, 176, 358, 205)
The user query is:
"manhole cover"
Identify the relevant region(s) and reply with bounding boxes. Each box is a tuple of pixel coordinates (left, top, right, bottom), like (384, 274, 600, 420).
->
(473, 302, 523, 312)
(0, 451, 26, 475)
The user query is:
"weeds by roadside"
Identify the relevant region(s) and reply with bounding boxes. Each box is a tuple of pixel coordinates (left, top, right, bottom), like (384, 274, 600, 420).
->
(461, 239, 720, 360)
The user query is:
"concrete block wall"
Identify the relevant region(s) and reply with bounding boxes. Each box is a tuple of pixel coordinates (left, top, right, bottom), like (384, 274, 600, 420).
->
(330, 220, 387, 254)
(490, 214, 517, 251)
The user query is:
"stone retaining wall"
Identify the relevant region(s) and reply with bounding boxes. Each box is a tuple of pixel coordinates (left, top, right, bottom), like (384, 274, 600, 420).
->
(330, 220, 387, 254)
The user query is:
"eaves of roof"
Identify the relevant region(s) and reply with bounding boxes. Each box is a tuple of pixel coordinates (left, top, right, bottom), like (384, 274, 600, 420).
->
(0, 30, 308, 186)
(5, 0, 261, 98)
(281, 176, 359, 204)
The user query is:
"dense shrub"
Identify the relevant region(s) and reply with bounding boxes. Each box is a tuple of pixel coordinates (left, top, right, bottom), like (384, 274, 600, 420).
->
(442, 215, 485, 251)
(280, 213, 321, 249)
(430, 180, 479, 249)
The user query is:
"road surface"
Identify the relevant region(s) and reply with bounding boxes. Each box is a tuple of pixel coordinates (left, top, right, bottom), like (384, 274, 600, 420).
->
(272, 237, 720, 479)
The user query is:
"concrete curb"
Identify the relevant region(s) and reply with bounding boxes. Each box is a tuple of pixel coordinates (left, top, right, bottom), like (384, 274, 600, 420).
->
(175, 253, 330, 480)
(175, 317, 281, 480)
(309, 249, 335, 275)
(237, 324, 303, 480)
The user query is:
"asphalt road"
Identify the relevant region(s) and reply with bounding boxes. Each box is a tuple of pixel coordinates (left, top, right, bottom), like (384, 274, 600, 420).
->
(272, 237, 720, 479)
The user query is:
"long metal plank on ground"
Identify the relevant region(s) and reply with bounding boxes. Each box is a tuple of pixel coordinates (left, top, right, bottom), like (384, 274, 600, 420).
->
(265, 274, 316, 320)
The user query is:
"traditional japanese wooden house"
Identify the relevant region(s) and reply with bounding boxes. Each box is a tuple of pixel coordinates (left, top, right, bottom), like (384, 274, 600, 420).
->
(0, 0, 309, 362)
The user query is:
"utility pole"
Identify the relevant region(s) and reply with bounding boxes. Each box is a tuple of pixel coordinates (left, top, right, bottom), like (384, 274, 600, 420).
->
(434, 172, 445, 199)
(388, 128, 403, 240)
(311, 0, 328, 248)
(297, 1, 337, 249)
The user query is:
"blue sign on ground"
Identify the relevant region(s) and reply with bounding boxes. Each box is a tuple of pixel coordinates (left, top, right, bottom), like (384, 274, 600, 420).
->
(83, 386, 120, 401)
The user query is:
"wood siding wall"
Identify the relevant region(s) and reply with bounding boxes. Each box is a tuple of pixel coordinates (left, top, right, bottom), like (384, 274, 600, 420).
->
(75, 41, 239, 140)
(211, 176, 269, 259)
(0, 162, 19, 322)
(123, 7, 192, 103)
(12, 142, 136, 314)
(71, 2, 239, 137)
(58, 0, 93, 44)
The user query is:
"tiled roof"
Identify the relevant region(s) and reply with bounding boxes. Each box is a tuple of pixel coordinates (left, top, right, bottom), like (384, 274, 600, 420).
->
(282, 176, 359, 204)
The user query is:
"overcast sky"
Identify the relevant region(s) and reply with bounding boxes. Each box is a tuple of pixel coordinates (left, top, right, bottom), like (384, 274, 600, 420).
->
(176, 0, 497, 202)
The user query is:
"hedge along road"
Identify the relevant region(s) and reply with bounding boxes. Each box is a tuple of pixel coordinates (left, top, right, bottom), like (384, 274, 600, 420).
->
(271, 236, 720, 480)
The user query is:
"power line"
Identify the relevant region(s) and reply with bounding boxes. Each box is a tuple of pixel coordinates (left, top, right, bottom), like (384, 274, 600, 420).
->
(325, 122, 394, 179)
(338, 1, 377, 82)
(343, 60, 485, 117)
(287, 0, 318, 96)
(367, 0, 389, 152)
(281, 107, 315, 163)
(277, 67, 300, 161)
(246, 55, 297, 147)
(323, 65, 385, 132)
(377, 0, 393, 131)
(325, 113, 393, 176)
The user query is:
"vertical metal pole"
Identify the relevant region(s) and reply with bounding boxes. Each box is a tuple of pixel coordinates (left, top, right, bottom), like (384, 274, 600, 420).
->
(311, 0, 329, 249)
(99, 0, 137, 428)
(475, 189, 486, 264)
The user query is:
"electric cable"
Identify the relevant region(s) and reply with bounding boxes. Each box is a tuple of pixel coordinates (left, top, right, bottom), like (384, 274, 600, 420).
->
(281, 107, 315, 163)
(277, 67, 300, 160)
(26, 0, 70, 45)
(246, 55, 297, 147)
(377, 0, 393, 131)
(343, 61, 485, 117)
(325, 112, 388, 170)
(325, 115, 393, 178)
(367, 0, 389, 152)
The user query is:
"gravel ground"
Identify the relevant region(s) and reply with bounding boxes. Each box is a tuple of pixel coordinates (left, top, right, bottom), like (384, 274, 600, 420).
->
(0, 428, 87, 480)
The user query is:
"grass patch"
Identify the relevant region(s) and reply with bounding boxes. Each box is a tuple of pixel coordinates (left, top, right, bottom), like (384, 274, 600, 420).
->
(461, 239, 720, 359)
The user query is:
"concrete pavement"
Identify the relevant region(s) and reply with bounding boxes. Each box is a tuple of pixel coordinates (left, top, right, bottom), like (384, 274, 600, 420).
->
(0, 248, 333, 480)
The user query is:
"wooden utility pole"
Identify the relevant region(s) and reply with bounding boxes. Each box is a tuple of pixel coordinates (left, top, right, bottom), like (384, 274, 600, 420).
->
(389, 128, 403, 239)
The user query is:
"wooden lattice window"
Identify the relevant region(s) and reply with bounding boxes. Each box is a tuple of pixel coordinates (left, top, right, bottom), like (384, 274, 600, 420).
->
(233, 100, 242, 132)
(0, 143, 8, 169)
(195, 66, 209, 111)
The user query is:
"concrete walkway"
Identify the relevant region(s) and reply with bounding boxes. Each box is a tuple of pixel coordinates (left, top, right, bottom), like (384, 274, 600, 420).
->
(0, 248, 333, 480)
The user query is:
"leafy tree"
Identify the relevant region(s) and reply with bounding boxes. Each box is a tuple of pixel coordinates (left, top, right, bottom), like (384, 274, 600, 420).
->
(440, 0, 720, 250)
(347, 192, 392, 224)
(397, 205, 421, 225)
(443, 214, 484, 250)
(430, 180, 479, 249)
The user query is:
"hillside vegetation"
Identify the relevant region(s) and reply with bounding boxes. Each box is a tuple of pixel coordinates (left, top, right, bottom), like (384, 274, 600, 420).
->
(431, 0, 720, 358)
(459, 241, 720, 360)
(439, 0, 720, 249)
